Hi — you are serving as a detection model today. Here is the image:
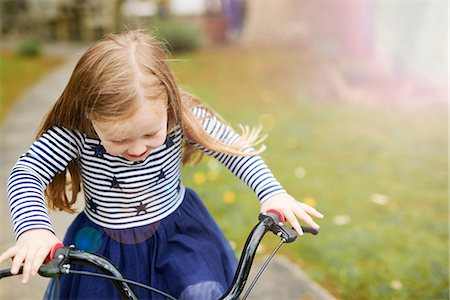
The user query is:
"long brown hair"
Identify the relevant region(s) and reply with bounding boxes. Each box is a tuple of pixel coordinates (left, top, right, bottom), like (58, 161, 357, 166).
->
(38, 29, 264, 213)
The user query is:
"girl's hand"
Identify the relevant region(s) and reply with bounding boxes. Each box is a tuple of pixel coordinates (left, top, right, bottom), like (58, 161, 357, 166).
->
(260, 193, 324, 235)
(0, 229, 61, 284)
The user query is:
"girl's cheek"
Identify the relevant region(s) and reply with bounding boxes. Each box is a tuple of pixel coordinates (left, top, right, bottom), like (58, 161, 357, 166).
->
(152, 135, 167, 149)
(103, 144, 123, 156)
(158, 136, 167, 147)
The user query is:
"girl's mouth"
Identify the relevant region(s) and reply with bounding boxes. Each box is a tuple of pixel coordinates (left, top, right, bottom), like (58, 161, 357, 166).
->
(127, 151, 148, 161)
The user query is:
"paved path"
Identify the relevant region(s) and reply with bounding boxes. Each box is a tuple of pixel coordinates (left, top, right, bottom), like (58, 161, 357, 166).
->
(0, 43, 335, 300)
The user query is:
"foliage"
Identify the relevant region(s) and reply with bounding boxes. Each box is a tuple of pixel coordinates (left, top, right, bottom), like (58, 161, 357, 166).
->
(16, 38, 42, 57)
(149, 18, 203, 53)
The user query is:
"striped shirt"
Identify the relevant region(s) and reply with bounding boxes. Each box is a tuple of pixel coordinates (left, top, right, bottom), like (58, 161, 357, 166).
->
(7, 107, 286, 238)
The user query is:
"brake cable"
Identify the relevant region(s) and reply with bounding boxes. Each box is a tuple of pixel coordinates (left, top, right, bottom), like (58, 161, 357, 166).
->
(241, 238, 286, 300)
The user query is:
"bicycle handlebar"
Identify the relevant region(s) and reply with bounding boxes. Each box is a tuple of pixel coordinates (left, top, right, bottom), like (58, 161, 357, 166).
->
(0, 210, 318, 300)
(219, 209, 317, 299)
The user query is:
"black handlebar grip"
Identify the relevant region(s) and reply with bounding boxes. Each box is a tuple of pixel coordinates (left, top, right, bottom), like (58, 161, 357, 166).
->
(301, 226, 319, 235)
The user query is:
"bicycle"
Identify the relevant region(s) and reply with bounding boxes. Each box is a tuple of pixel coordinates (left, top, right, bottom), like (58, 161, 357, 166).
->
(0, 209, 318, 300)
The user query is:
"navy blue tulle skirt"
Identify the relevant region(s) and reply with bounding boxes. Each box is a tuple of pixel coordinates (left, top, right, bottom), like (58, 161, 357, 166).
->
(44, 188, 237, 299)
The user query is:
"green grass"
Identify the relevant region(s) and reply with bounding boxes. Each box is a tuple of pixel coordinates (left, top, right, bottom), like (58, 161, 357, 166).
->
(174, 48, 448, 299)
(0, 51, 64, 124)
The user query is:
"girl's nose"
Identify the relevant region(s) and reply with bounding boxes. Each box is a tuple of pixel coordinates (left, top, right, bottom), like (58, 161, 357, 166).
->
(127, 142, 147, 156)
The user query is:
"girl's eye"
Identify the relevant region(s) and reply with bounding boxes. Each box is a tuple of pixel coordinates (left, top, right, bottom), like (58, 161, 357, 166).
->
(112, 139, 126, 144)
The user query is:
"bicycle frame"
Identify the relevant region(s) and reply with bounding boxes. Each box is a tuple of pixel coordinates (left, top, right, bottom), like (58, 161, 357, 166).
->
(0, 210, 318, 300)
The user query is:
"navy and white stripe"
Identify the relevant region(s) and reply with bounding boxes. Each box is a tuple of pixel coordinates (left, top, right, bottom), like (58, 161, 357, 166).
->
(191, 107, 286, 201)
(7, 108, 285, 238)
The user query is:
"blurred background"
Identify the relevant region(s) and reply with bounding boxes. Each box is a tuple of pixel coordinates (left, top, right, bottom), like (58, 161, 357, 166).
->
(0, 1, 448, 299)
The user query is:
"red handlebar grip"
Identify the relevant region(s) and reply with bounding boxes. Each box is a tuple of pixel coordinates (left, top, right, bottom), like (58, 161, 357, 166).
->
(266, 209, 286, 224)
(46, 243, 65, 262)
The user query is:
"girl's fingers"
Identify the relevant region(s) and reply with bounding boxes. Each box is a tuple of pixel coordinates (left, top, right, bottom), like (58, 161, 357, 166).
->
(294, 205, 320, 230)
(10, 247, 27, 274)
(21, 249, 37, 284)
(300, 203, 324, 219)
(0, 246, 17, 263)
(284, 210, 304, 236)
(260, 194, 324, 236)
(31, 246, 50, 275)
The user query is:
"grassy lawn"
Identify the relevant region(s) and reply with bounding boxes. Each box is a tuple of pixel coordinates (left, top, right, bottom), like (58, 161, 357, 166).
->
(0, 50, 64, 124)
(174, 48, 448, 299)
(0, 45, 446, 299)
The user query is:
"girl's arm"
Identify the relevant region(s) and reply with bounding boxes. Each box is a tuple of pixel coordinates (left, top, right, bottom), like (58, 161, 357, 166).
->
(2, 126, 81, 283)
(190, 107, 323, 231)
(7, 126, 81, 238)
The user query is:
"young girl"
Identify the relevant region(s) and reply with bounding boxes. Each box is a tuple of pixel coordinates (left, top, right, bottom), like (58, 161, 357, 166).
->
(0, 29, 323, 299)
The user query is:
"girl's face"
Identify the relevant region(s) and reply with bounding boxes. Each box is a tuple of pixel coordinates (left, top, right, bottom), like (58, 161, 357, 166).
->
(92, 100, 168, 162)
